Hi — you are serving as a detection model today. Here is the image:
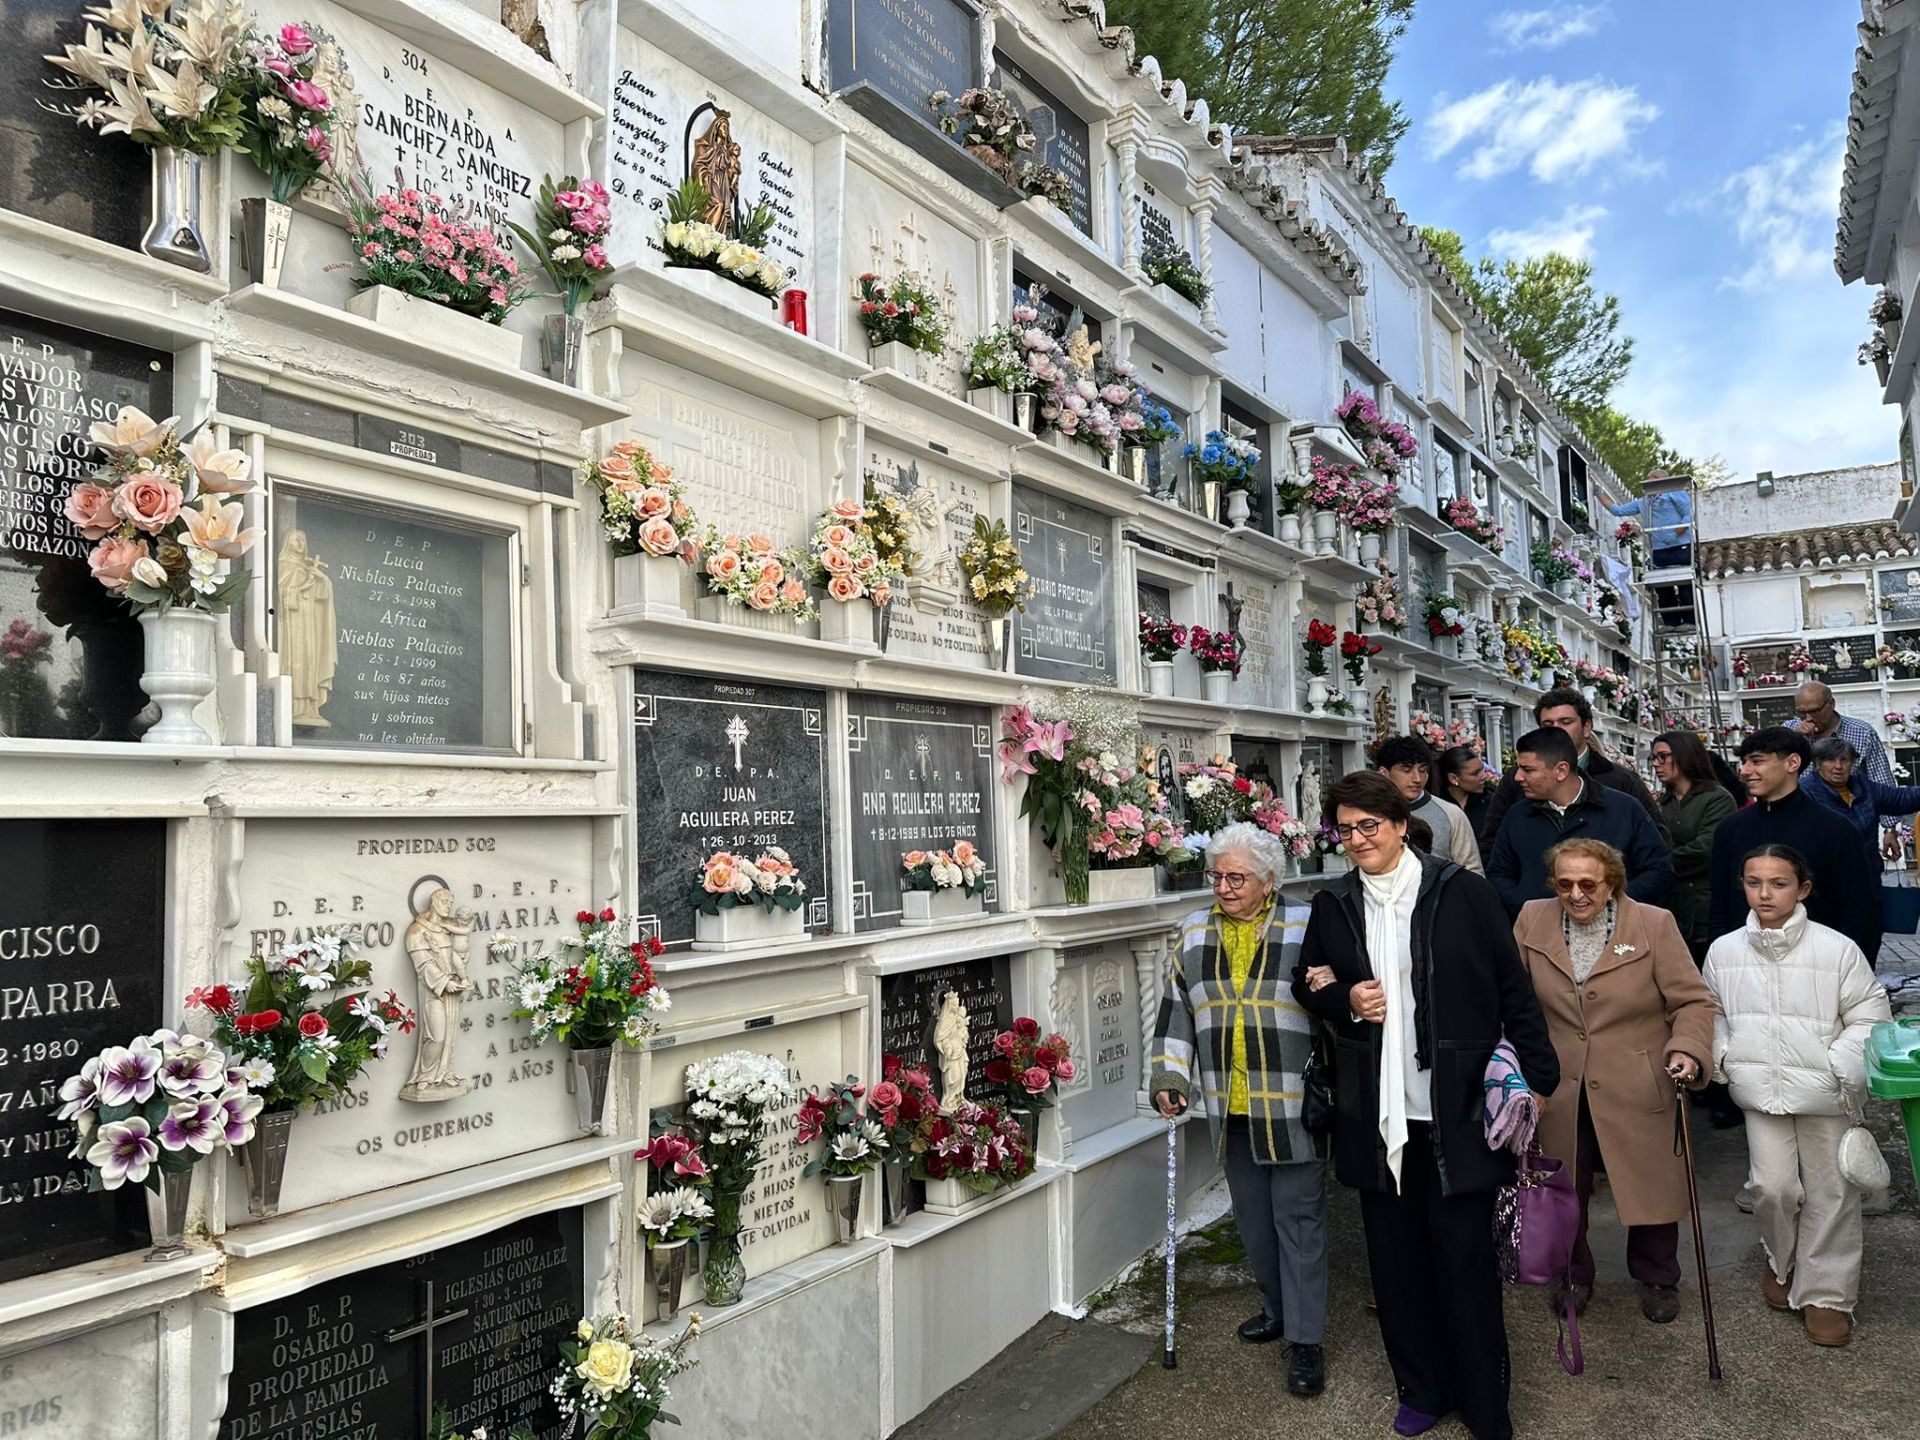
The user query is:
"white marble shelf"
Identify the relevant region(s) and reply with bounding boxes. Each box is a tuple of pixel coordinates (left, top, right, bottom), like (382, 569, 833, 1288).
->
(0, 1244, 223, 1332)
(1396, 502, 1453, 541)
(1122, 278, 1228, 361)
(0, 208, 223, 350)
(332, 0, 601, 125)
(219, 1135, 636, 1259)
(1302, 548, 1376, 587)
(861, 365, 1038, 449)
(643, 1237, 885, 1339)
(878, 1162, 1064, 1250)
(1219, 523, 1315, 574)
(1339, 336, 1392, 387)
(1133, 492, 1240, 556)
(616, 0, 846, 141)
(224, 285, 631, 427)
(1015, 435, 1160, 517)
(0, 737, 609, 778)
(1057, 1112, 1191, 1173)
(1003, 197, 1136, 300)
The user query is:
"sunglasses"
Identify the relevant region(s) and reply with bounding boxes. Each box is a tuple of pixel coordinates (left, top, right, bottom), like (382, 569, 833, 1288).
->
(1552, 876, 1604, 896)
(1333, 818, 1387, 840)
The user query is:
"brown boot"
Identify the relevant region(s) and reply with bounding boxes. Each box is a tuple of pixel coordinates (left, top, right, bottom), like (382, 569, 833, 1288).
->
(1804, 1307, 1852, 1347)
(1761, 1271, 1792, 1312)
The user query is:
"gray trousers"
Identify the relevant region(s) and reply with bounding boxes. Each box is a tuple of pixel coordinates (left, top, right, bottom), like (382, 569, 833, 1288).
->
(1221, 1117, 1329, 1344)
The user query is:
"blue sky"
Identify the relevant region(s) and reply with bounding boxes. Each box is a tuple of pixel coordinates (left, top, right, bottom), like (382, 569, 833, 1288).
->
(1379, 2, 1886, 482)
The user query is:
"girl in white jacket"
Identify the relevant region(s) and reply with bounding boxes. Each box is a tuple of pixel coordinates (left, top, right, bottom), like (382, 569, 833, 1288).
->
(1702, 844, 1892, 1347)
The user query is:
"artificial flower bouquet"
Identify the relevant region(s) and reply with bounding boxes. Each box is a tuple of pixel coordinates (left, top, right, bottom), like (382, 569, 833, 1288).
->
(510, 174, 614, 314)
(1142, 237, 1210, 306)
(958, 515, 1033, 617)
(189, 933, 411, 1113)
(549, 1313, 700, 1440)
(501, 907, 669, 1051)
(1422, 593, 1465, 639)
(235, 20, 349, 203)
(1786, 644, 1818, 674)
(585, 441, 696, 560)
(1441, 495, 1503, 548)
(1613, 518, 1640, 545)
(340, 171, 532, 323)
(902, 840, 988, 896)
(695, 527, 816, 620)
(46, 0, 249, 155)
(856, 270, 946, 355)
(929, 85, 1035, 176)
(661, 177, 788, 298)
(692, 849, 808, 915)
(1302, 618, 1337, 675)
(65, 407, 258, 613)
(1085, 786, 1185, 870)
(1356, 562, 1406, 632)
(1185, 429, 1261, 491)
(1340, 630, 1381, 686)
(1323, 687, 1356, 717)
(797, 1076, 887, 1178)
(984, 1017, 1076, 1111)
(58, 1028, 261, 1192)
(1187, 624, 1243, 676)
(868, 1055, 937, 1159)
(965, 325, 1027, 392)
(1176, 759, 1258, 837)
(1138, 611, 1188, 663)
(637, 1114, 712, 1249)
(803, 497, 906, 607)
(1001, 690, 1160, 901)
(1135, 397, 1184, 451)
(683, 1051, 796, 1194)
(910, 1099, 1033, 1193)
(1530, 541, 1579, 586)
(1334, 390, 1419, 479)
(1314, 825, 1347, 860)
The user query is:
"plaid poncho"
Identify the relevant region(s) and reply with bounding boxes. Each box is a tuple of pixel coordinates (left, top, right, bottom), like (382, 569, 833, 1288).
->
(1150, 899, 1320, 1164)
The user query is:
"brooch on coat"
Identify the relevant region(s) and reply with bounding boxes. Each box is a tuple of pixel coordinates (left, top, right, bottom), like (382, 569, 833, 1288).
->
(1612, 943, 1636, 956)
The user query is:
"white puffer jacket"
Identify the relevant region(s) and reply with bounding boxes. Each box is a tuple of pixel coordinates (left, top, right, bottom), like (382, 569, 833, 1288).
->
(1703, 907, 1891, 1117)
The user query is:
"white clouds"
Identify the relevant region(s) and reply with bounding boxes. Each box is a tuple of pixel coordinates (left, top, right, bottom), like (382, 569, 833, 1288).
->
(1491, 5, 1609, 51)
(1488, 204, 1610, 260)
(1713, 127, 1845, 290)
(1424, 77, 1659, 183)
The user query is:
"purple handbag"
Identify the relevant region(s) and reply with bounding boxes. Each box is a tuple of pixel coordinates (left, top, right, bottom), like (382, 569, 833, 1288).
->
(1493, 1146, 1584, 1375)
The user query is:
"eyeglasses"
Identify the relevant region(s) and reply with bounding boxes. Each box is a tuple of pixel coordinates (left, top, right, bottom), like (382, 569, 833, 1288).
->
(1649, 750, 1674, 762)
(1333, 818, 1386, 840)
(1794, 705, 1829, 718)
(1206, 870, 1253, 889)
(1552, 876, 1604, 896)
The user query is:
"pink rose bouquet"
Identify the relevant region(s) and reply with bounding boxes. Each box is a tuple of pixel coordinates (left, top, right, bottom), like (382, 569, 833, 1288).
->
(801, 494, 908, 607)
(585, 440, 697, 561)
(981, 1016, 1076, 1112)
(236, 19, 351, 203)
(510, 173, 615, 315)
(339, 169, 531, 324)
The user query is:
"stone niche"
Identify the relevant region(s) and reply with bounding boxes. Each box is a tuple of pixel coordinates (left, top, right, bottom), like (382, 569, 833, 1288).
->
(606, 26, 814, 279)
(864, 444, 993, 668)
(0, 819, 165, 1284)
(842, 164, 981, 391)
(650, 1013, 851, 1277)
(1051, 941, 1143, 1138)
(224, 814, 594, 1219)
(1012, 484, 1115, 686)
(0, 1313, 158, 1438)
(1217, 564, 1279, 711)
(878, 956, 1014, 1110)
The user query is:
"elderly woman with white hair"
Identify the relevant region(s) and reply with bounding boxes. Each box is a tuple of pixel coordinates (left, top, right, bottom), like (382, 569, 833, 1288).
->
(1150, 821, 1327, 1399)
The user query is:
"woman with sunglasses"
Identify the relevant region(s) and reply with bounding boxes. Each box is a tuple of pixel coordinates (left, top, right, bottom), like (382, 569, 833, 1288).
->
(1292, 772, 1556, 1440)
(1512, 838, 1718, 1326)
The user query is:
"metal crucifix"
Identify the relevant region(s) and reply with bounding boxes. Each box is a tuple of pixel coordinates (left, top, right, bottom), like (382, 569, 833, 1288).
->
(383, 1277, 471, 1431)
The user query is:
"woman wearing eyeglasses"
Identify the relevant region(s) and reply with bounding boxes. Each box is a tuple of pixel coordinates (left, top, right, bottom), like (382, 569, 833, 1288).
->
(1292, 771, 1556, 1440)
(1150, 821, 1328, 1399)
(1650, 730, 1738, 966)
(1512, 838, 1718, 1326)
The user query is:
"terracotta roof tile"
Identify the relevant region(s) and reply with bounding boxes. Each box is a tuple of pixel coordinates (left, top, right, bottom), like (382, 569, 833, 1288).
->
(1699, 519, 1917, 577)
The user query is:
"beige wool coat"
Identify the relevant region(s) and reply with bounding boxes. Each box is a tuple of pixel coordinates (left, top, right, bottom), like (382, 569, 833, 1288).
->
(1513, 896, 1719, 1226)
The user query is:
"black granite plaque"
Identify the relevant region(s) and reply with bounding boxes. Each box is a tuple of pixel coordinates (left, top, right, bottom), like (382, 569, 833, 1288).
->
(847, 694, 995, 932)
(2, 2, 151, 247)
(1747, 695, 1797, 730)
(0, 310, 167, 740)
(1809, 633, 1876, 688)
(274, 492, 513, 751)
(1013, 484, 1112, 685)
(1881, 567, 1920, 626)
(879, 956, 1012, 1103)
(827, 0, 980, 120)
(631, 669, 832, 946)
(1885, 628, 1920, 679)
(993, 51, 1092, 233)
(218, 1208, 583, 1440)
(0, 819, 164, 1284)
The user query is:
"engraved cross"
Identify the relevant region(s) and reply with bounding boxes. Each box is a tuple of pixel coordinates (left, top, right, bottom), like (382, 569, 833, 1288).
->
(725, 715, 750, 773)
(383, 1278, 471, 1430)
(914, 734, 931, 775)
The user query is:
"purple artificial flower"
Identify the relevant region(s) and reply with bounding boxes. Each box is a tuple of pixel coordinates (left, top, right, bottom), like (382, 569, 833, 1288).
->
(87, 1117, 159, 1188)
(157, 1097, 225, 1154)
(57, 1057, 103, 1120)
(96, 1042, 162, 1107)
(158, 1041, 226, 1098)
(216, 1088, 263, 1145)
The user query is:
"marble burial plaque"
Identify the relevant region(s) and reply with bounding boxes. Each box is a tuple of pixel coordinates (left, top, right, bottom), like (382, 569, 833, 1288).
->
(879, 956, 1012, 1106)
(1012, 484, 1113, 685)
(631, 669, 831, 946)
(1, 1, 152, 247)
(1140, 188, 1183, 259)
(608, 28, 813, 278)
(866, 450, 991, 666)
(0, 1313, 158, 1438)
(1052, 942, 1142, 1137)
(229, 815, 590, 1218)
(827, 0, 980, 118)
(251, 0, 562, 240)
(1809, 633, 1876, 688)
(0, 311, 167, 740)
(0, 819, 164, 1284)
(847, 694, 995, 931)
(1219, 566, 1277, 710)
(273, 490, 514, 751)
(1880, 566, 1920, 626)
(218, 1208, 583, 1440)
(993, 51, 1091, 233)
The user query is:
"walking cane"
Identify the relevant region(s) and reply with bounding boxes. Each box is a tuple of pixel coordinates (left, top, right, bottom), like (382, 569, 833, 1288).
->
(1674, 1077, 1723, 1381)
(1163, 1114, 1179, 1369)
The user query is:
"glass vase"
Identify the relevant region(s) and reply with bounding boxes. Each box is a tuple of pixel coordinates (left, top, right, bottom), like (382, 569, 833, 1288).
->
(703, 1188, 747, 1306)
(1060, 844, 1091, 906)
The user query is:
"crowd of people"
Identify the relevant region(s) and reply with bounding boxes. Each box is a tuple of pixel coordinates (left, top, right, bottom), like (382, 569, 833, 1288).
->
(1150, 682, 1898, 1439)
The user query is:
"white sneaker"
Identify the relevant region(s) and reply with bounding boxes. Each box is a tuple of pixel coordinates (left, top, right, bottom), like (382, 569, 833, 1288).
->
(1734, 1182, 1754, 1214)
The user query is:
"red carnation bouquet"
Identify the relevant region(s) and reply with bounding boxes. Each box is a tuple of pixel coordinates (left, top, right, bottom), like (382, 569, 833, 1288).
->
(1340, 630, 1382, 686)
(501, 907, 670, 1050)
(1303, 618, 1337, 676)
(983, 1016, 1077, 1112)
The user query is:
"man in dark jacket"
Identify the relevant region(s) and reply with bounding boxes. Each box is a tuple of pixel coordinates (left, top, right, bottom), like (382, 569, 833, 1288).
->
(1708, 728, 1881, 957)
(1486, 726, 1676, 918)
(1478, 687, 1666, 847)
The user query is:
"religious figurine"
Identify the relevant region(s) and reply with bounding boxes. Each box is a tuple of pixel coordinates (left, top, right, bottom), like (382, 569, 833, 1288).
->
(1833, 642, 1852, 672)
(691, 108, 741, 233)
(277, 529, 337, 728)
(1063, 324, 1101, 373)
(1299, 763, 1323, 832)
(933, 989, 969, 1113)
(900, 480, 961, 597)
(399, 881, 477, 1103)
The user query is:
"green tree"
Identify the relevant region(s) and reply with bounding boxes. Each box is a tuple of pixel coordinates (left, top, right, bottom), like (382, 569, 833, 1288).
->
(1104, 0, 1417, 175)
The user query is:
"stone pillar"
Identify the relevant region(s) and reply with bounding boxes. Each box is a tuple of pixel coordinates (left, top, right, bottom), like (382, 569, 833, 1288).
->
(1116, 133, 1142, 277)
(1193, 180, 1220, 330)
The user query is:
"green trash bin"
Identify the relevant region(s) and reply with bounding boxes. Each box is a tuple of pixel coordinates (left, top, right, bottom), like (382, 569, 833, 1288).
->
(1866, 1016, 1920, 1192)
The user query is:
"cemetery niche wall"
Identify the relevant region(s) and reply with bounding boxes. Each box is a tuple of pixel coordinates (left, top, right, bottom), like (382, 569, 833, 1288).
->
(1012, 484, 1114, 687)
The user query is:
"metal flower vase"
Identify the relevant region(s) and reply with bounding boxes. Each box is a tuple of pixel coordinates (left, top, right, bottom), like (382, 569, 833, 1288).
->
(647, 1239, 692, 1323)
(1014, 391, 1039, 432)
(242, 1108, 297, 1218)
(826, 1173, 864, 1245)
(543, 314, 587, 386)
(145, 1167, 194, 1260)
(882, 1162, 913, 1226)
(142, 148, 211, 273)
(138, 608, 219, 745)
(568, 1045, 614, 1134)
(1010, 1108, 1039, 1153)
(984, 615, 1015, 671)
(238, 197, 292, 286)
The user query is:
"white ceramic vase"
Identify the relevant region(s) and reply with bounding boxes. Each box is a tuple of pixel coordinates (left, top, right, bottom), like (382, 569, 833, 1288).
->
(1144, 659, 1175, 696)
(1202, 670, 1234, 704)
(138, 609, 219, 745)
(900, 889, 983, 926)
(692, 903, 807, 951)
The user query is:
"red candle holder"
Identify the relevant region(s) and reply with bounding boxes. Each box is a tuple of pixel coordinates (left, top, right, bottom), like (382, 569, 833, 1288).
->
(780, 289, 809, 335)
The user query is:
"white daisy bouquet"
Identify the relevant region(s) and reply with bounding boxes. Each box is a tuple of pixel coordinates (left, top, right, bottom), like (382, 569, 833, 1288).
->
(498, 907, 670, 1051)
(683, 1051, 795, 1199)
(57, 1028, 261, 1192)
(549, 1313, 700, 1439)
(796, 1076, 887, 1179)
